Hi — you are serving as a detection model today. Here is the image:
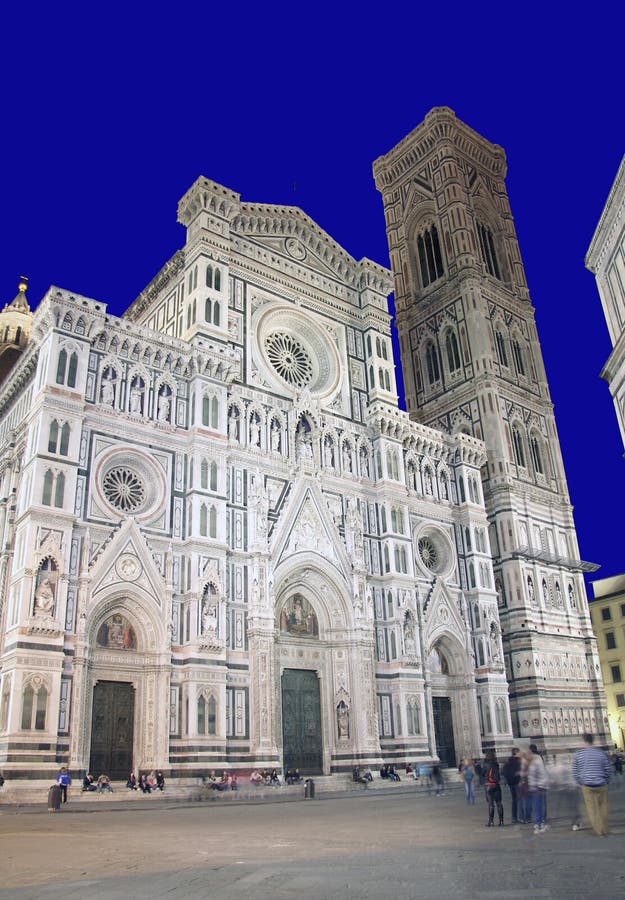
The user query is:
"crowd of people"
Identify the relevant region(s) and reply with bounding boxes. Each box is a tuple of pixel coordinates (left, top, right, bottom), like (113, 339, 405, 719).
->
(454, 734, 619, 835)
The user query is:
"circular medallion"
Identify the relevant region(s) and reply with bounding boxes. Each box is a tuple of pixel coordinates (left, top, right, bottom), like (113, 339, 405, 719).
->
(285, 238, 306, 260)
(115, 553, 142, 582)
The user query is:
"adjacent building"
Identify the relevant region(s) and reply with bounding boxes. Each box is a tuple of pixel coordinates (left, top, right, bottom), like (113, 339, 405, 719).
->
(585, 155, 625, 453)
(588, 574, 625, 750)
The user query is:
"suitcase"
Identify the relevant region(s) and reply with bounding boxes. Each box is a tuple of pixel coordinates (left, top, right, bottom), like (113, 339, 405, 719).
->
(48, 784, 62, 812)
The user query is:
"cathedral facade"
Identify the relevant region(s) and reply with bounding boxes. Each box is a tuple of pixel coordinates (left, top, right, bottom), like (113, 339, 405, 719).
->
(0, 109, 606, 784)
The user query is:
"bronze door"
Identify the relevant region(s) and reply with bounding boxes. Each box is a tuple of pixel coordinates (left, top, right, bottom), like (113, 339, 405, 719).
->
(281, 669, 322, 775)
(432, 696, 456, 768)
(89, 681, 135, 780)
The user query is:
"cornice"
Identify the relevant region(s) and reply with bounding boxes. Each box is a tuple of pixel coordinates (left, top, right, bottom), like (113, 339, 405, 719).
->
(585, 155, 625, 273)
(373, 106, 507, 193)
(125, 250, 186, 322)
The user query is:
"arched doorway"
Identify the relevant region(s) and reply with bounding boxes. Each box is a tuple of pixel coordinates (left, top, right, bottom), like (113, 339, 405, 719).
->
(428, 643, 457, 767)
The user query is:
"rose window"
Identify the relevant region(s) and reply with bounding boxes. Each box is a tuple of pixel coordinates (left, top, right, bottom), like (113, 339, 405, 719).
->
(102, 467, 146, 512)
(418, 536, 438, 571)
(264, 331, 314, 388)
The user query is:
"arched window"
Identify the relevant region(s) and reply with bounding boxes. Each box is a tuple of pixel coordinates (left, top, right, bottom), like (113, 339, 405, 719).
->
(530, 433, 544, 475)
(42, 470, 54, 506)
(210, 461, 217, 492)
(458, 476, 466, 503)
(201, 459, 209, 490)
(383, 545, 390, 573)
(199, 504, 208, 536)
(202, 396, 210, 426)
(209, 506, 217, 538)
(48, 420, 59, 453)
(54, 472, 65, 508)
(495, 330, 508, 367)
(197, 693, 216, 735)
(445, 330, 461, 373)
(477, 222, 501, 280)
(21, 681, 48, 730)
(512, 339, 525, 376)
(380, 506, 387, 532)
(511, 425, 526, 467)
(59, 423, 70, 456)
(214, 269, 221, 291)
(425, 341, 440, 384)
(416, 224, 444, 287)
(206, 265, 213, 288)
(56, 349, 67, 384)
(205, 299, 212, 323)
(213, 302, 220, 326)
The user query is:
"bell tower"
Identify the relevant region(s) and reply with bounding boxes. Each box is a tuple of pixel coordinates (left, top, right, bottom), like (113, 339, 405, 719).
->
(373, 107, 608, 751)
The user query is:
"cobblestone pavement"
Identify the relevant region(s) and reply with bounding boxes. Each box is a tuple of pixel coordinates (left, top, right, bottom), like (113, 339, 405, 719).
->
(2, 784, 624, 899)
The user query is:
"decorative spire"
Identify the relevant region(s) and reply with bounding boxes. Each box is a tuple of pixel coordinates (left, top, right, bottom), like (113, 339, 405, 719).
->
(10, 276, 30, 312)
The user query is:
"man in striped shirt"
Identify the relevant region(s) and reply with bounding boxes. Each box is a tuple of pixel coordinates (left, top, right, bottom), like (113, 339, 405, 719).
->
(572, 733, 611, 835)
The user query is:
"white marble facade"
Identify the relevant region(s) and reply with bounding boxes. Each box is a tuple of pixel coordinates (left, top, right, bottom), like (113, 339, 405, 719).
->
(1, 127, 534, 781)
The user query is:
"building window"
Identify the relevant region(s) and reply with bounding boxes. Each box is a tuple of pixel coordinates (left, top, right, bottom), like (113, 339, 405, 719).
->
(197, 693, 216, 735)
(416, 224, 444, 288)
(55, 349, 78, 388)
(616, 693, 625, 708)
(445, 330, 461, 373)
(511, 425, 526, 467)
(530, 434, 544, 475)
(477, 222, 501, 279)
(425, 341, 441, 384)
(602, 607, 613, 621)
(512, 340, 525, 376)
(606, 632, 617, 650)
(495, 331, 508, 367)
(611, 664, 622, 683)
(21, 681, 48, 731)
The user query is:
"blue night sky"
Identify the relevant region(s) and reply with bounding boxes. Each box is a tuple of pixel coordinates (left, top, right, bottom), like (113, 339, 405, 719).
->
(1, 4, 623, 590)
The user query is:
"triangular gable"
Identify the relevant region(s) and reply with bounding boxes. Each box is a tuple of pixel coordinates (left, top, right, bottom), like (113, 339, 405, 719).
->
(89, 518, 166, 608)
(272, 477, 351, 582)
(422, 582, 466, 651)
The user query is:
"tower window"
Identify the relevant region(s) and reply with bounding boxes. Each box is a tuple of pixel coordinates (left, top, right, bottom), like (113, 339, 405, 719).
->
(512, 339, 525, 376)
(477, 223, 501, 280)
(445, 330, 461, 373)
(511, 425, 526, 468)
(495, 331, 508, 367)
(425, 341, 441, 384)
(417, 225, 444, 288)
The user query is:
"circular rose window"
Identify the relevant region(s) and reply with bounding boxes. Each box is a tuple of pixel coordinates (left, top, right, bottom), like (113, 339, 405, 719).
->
(103, 467, 146, 512)
(94, 447, 166, 521)
(416, 527, 454, 577)
(253, 304, 342, 400)
(264, 331, 313, 388)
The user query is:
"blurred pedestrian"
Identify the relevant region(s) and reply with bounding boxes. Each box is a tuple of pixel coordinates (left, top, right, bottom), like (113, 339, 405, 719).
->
(502, 748, 522, 823)
(525, 747, 548, 833)
(572, 733, 611, 835)
(483, 750, 504, 826)
(460, 757, 476, 805)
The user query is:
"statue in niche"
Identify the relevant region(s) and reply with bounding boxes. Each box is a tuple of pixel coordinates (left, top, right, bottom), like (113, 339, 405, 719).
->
(157, 388, 171, 422)
(337, 702, 349, 739)
(100, 372, 115, 406)
(296, 422, 313, 460)
(359, 449, 369, 478)
(202, 600, 218, 636)
(428, 646, 449, 675)
(34, 578, 55, 615)
(403, 616, 417, 655)
(342, 444, 352, 472)
(33, 559, 58, 617)
(270, 420, 281, 452)
(228, 408, 239, 441)
(424, 469, 433, 494)
(489, 621, 501, 663)
(96, 613, 136, 649)
(541, 579, 549, 607)
(279, 594, 318, 638)
(555, 581, 563, 608)
(568, 584, 575, 607)
(129, 380, 143, 414)
(527, 575, 536, 605)
(440, 475, 448, 500)
(249, 415, 260, 447)
(324, 437, 335, 468)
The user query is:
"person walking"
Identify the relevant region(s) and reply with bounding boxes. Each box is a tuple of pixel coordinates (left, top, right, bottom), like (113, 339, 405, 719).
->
(460, 757, 476, 805)
(502, 748, 522, 823)
(56, 766, 71, 804)
(572, 733, 611, 836)
(526, 747, 549, 833)
(483, 750, 504, 826)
